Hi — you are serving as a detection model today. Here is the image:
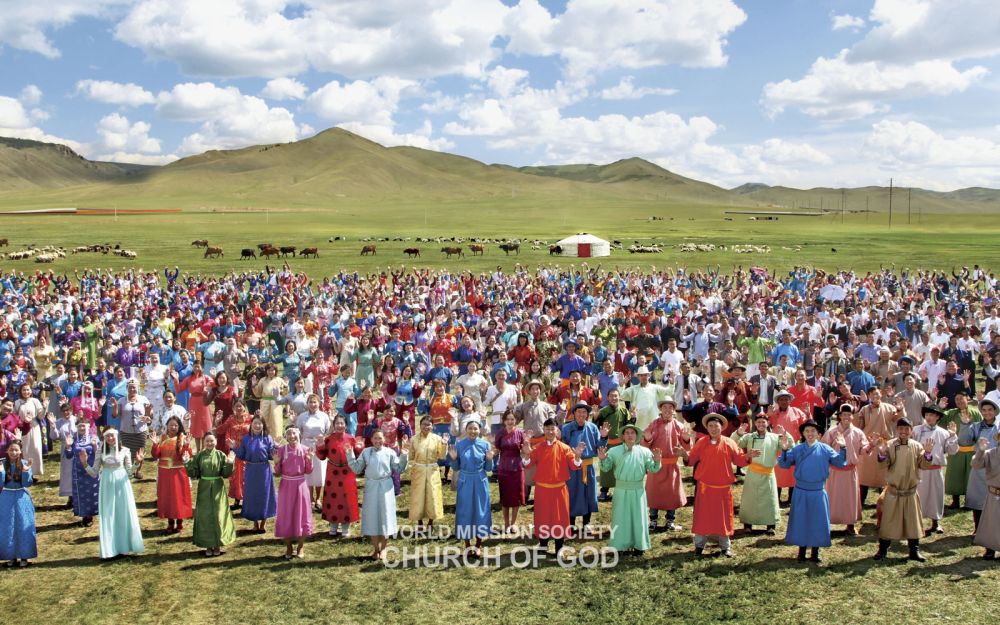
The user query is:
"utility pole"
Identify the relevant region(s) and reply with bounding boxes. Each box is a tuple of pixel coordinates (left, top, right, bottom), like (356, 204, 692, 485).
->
(888, 178, 893, 229)
(866, 195, 869, 223)
(907, 188, 912, 224)
(841, 188, 845, 224)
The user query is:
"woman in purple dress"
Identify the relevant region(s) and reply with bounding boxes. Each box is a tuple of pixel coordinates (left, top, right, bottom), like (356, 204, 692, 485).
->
(234, 415, 277, 534)
(273, 426, 314, 559)
(495, 409, 526, 534)
(64, 421, 100, 527)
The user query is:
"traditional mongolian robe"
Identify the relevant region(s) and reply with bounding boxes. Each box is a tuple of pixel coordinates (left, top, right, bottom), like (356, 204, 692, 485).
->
(451, 437, 494, 539)
(0, 460, 37, 561)
(66, 433, 100, 518)
(821, 424, 867, 525)
(687, 436, 750, 538)
(941, 407, 980, 496)
(642, 417, 690, 513)
(600, 444, 661, 551)
(561, 419, 601, 517)
(778, 441, 847, 547)
(349, 446, 408, 536)
(274, 444, 314, 538)
(912, 423, 957, 520)
(86, 446, 144, 558)
(185, 449, 236, 548)
(857, 402, 898, 488)
(407, 431, 447, 521)
(966, 420, 1000, 511)
(972, 445, 1000, 552)
(877, 439, 933, 540)
(595, 403, 631, 489)
(151, 436, 193, 520)
(769, 406, 808, 489)
(314, 433, 363, 524)
(234, 434, 277, 522)
(735, 431, 781, 527)
(524, 439, 580, 540)
(495, 428, 526, 507)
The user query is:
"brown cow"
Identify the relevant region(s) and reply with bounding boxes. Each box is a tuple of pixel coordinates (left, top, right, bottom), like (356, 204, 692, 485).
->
(204, 246, 224, 259)
(279, 246, 296, 258)
(0, 238, 8, 247)
(260, 245, 280, 259)
(361, 244, 376, 256)
(256, 243, 273, 251)
(468, 244, 485, 256)
(191, 239, 208, 247)
(403, 247, 420, 258)
(441, 246, 464, 258)
(299, 247, 319, 258)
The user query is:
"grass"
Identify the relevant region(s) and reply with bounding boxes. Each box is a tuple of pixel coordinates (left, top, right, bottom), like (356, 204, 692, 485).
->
(4, 444, 996, 625)
(0, 199, 998, 276)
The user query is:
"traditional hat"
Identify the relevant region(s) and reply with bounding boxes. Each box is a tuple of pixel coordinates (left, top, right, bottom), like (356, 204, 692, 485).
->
(775, 390, 793, 400)
(635, 365, 651, 376)
(571, 401, 591, 414)
(658, 396, 677, 407)
(895, 417, 913, 428)
(621, 423, 641, 437)
(563, 339, 579, 349)
(729, 362, 747, 372)
(979, 398, 1000, 412)
(798, 420, 820, 436)
(525, 378, 545, 391)
(838, 403, 855, 413)
(702, 412, 726, 429)
(753, 411, 769, 422)
(921, 405, 945, 418)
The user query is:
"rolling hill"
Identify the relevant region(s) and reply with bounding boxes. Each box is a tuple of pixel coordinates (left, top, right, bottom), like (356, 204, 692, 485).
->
(0, 128, 997, 212)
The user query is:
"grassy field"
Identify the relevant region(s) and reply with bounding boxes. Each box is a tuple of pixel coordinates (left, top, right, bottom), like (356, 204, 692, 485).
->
(0, 199, 998, 276)
(3, 444, 996, 625)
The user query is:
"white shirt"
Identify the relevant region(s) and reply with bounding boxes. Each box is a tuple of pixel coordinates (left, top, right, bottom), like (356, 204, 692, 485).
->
(484, 384, 519, 424)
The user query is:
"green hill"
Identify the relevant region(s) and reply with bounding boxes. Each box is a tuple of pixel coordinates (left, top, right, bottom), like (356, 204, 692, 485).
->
(0, 137, 148, 191)
(731, 183, 1000, 213)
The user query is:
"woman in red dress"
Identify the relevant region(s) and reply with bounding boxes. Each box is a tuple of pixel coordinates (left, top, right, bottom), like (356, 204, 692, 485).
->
(314, 414, 364, 537)
(150, 416, 193, 533)
(219, 399, 253, 510)
(206, 370, 238, 426)
(172, 362, 213, 451)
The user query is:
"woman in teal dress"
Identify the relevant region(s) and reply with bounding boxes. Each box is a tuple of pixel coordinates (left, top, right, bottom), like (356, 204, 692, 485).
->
(598, 424, 662, 554)
(353, 334, 378, 390)
(84, 429, 145, 559)
(278, 340, 303, 389)
(0, 441, 37, 567)
(185, 432, 237, 557)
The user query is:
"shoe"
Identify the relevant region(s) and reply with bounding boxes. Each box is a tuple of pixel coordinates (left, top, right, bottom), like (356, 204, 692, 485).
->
(983, 549, 996, 560)
(933, 526, 944, 534)
(694, 547, 704, 558)
(598, 492, 609, 502)
(766, 527, 776, 536)
(873, 551, 886, 561)
(665, 523, 682, 532)
(722, 549, 734, 558)
(908, 550, 927, 563)
(810, 550, 822, 564)
(204, 550, 212, 557)
(283, 553, 294, 560)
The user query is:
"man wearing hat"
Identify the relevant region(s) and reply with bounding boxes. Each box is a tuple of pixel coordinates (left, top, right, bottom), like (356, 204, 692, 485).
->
(769, 390, 809, 505)
(971, 426, 1000, 560)
(562, 402, 607, 535)
(821, 404, 868, 535)
(941, 392, 982, 509)
(594, 389, 632, 501)
(890, 356, 920, 393)
(912, 406, 959, 534)
(871, 417, 935, 561)
(777, 419, 848, 563)
(674, 413, 757, 557)
(966, 398, 999, 532)
(642, 397, 690, 532)
(549, 339, 589, 381)
(733, 412, 781, 534)
(619, 365, 671, 432)
(598, 422, 663, 555)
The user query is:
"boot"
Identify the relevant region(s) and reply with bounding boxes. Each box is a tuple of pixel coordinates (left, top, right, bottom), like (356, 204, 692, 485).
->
(797, 546, 807, 562)
(907, 539, 926, 562)
(873, 539, 890, 561)
(766, 525, 776, 536)
(984, 549, 996, 560)
(973, 510, 982, 533)
(846, 524, 858, 536)
(810, 547, 822, 564)
(949, 495, 960, 510)
(694, 547, 704, 558)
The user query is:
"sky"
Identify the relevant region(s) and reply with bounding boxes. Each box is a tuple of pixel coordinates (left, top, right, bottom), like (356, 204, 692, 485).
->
(1, 0, 1000, 191)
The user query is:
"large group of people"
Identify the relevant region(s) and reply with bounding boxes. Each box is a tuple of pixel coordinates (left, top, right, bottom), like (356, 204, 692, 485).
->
(0, 262, 999, 566)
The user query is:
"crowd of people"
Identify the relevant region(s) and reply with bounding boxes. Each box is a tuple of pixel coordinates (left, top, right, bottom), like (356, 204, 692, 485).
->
(1, 262, 999, 566)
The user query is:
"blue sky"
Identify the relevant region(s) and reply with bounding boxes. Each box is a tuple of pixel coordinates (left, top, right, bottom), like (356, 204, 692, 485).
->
(1, 0, 999, 190)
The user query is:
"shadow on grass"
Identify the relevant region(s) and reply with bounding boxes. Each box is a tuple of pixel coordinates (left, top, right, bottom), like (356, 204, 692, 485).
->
(37, 521, 83, 533)
(902, 556, 998, 579)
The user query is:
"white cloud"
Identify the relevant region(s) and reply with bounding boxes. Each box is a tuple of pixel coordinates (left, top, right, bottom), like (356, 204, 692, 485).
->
(114, 0, 508, 79)
(504, 0, 746, 80)
(305, 77, 417, 126)
(76, 79, 156, 107)
(600, 76, 677, 100)
(761, 50, 988, 120)
(19, 85, 42, 106)
(865, 119, 1000, 168)
(0, 96, 32, 129)
(261, 77, 307, 101)
(95, 113, 161, 154)
(338, 120, 455, 152)
(832, 14, 865, 31)
(0, 0, 130, 58)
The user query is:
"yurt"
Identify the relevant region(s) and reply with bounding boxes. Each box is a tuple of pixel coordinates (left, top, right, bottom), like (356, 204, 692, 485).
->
(554, 233, 611, 258)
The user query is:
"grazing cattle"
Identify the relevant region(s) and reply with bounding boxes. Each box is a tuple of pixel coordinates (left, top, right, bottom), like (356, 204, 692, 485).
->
(468, 244, 485, 256)
(299, 247, 319, 258)
(831, 248, 837, 252)
(441, 246, 464, 258)
(191, 239, 209, 247)
(328, 236, 342, 242)
(548, 245, 562, 255)
(279, 246, 296, 258)
(260, 245, 280, 259)
(500, 242, 520, 255)
(241, 248, 256, 259)
(256, 243, 273, 251)
(204, 246, 224, 259)
(361, 244, 376, 256)
(403, 248, 420, 258)
(0, 238, 8, 247)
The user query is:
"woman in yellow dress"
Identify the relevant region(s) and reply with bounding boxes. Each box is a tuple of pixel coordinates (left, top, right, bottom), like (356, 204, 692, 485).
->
(408, 415, 449, 528)
(32, 336, 56, 382)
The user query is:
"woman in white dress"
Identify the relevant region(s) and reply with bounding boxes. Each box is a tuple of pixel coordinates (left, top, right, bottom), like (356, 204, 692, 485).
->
(141, 353, 169, 419)
(13, 383, 48, 476)
(294, 394, 331, 511)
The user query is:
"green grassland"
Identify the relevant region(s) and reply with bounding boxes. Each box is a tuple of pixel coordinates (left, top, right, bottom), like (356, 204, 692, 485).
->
(0, 201, 998, 277)
(2, 445, 995, 625)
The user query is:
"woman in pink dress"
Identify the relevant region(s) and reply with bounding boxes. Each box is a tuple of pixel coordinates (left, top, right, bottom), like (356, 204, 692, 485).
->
(172, 362, 213, 451)
(274, 426, 314, 559)
(71, 382, 102, 430)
